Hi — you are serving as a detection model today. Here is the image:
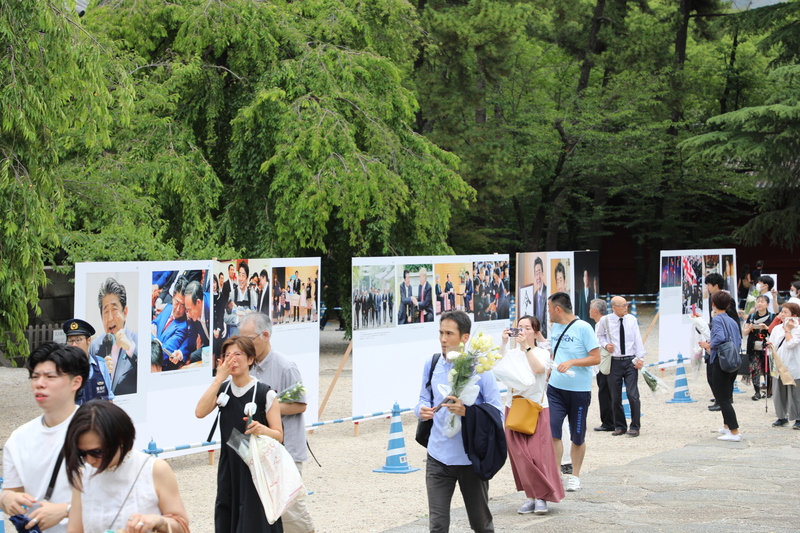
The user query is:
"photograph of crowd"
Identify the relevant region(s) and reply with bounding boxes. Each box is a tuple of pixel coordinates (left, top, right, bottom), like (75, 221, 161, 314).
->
(471, 259, 510, 322)
(85, 273, 139, 396)
(661, 256, 681, 288)
(150, 269, 210, 372)
(682, 255, 703, 315)
(352, 265, 395, 330)
(272, 265, 319, 326)
(397, 264, 434, 324)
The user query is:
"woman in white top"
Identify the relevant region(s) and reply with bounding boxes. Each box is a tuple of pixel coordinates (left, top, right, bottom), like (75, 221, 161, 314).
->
(499, 315, 564, 515)
(767, 302, 800, 428)
(64, 400, 188, 533)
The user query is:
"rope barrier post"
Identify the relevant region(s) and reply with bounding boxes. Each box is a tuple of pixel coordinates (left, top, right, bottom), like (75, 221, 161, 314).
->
(354, 421, 359, 437)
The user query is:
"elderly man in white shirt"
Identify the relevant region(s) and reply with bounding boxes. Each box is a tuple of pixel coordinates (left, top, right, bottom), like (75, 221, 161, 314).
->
(596, 296, 646, 437)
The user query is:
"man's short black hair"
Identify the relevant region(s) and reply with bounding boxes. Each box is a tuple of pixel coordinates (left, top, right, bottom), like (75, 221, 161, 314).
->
(184, 280, 204, 304)
(534, 257, 544, 270)
(756, 260, 764, 268)
(439, 310, 471, 337)
(27, 341, 90, 388)
(260, 269, 269, 279)
(403, 269, 410, 279)
(549, 292, 573, 313)
(759, 275, 774, 290)
(97, 277, 127, 311)
(705, 273, 725, 290)
(173, 275, 189, 296)
(238, 260, 249, 277)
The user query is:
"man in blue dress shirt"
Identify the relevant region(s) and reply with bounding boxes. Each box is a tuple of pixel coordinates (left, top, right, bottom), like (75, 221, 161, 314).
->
(416, 310, 503, 532)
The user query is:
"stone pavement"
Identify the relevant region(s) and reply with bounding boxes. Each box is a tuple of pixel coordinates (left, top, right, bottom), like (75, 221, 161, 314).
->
(385, 423, 800, 532)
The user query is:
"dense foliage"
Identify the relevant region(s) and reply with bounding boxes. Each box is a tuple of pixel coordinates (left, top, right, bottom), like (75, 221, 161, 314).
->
(2, 0, 798, 353)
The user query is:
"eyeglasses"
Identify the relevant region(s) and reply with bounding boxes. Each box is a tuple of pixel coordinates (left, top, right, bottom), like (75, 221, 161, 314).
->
(225, 351, 247, 359)
(78, 448, 103, 459)
(66, 338, 86, 345)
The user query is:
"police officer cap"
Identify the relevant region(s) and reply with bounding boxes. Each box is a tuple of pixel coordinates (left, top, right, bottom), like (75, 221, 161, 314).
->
(63, 318, 95, 338)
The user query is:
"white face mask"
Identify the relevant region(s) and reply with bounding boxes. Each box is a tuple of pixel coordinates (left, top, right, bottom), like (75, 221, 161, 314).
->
(792, 289, 797, 298)
(756, 283, 765, 292)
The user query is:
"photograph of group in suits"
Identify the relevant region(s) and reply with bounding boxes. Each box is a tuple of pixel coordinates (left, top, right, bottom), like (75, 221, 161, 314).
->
(471, 259, 510, 322)
(85, 272, 139, 396)
(151, 268, 209, 372)
(431, 262, 473, 317)
(352, 265, 395, 330)
(397, 264, 434, 325)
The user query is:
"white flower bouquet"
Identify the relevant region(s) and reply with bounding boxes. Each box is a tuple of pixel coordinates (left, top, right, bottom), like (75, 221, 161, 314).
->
(438, 332, 501, 438)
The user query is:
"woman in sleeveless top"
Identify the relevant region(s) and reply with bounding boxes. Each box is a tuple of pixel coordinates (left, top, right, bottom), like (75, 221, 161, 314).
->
(64, 400, 188, 533)
(196, 336, 284, 532)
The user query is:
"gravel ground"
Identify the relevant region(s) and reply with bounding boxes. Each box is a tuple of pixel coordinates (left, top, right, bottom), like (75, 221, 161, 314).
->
(2, 307, 781, 532)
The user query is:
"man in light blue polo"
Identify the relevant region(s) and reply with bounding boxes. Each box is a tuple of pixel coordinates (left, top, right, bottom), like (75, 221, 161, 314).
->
(547, 292, 600, 493)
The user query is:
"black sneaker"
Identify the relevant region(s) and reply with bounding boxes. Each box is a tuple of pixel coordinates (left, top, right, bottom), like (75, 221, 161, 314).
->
(708, 403, 721, 412)
(560, 463, 573, 475)
(773, 418, 789, 427)
(794, 421, 800, 430)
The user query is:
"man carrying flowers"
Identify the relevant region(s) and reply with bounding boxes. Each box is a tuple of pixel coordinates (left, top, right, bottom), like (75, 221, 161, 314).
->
(415, 310, 503, 532)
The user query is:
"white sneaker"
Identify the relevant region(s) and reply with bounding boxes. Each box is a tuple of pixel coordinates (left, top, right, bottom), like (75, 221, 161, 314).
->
(565, 475, 581, 492)
(716, 428, 731, 435)
(718, 433, 741, 442)
(517, 499, 536, 514)
(533, 499, 548, 514)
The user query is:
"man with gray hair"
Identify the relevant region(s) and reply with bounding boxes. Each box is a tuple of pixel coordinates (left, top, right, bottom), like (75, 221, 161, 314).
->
(589, 299, 614, 432)
(240, 312, 315, 533)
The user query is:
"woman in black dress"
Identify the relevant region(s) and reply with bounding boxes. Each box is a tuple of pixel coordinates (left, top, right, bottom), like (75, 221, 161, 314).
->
(196, 336, 284, 532)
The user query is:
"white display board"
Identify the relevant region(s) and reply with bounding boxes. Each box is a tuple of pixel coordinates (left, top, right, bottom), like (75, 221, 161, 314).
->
(351, 255, 510, 416)
(75, 257, 320, 457)
(658, 249, 737, 361)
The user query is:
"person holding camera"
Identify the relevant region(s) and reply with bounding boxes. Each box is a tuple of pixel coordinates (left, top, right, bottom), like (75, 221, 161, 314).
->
(767, 303, 800, 429)
(743, 295, 774, 400)
(499, 316, 564, 515)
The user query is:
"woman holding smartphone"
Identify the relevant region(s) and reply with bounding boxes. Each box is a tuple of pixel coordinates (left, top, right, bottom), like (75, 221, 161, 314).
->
(498, 316, 564, 515)
(767, 303, 800, 429)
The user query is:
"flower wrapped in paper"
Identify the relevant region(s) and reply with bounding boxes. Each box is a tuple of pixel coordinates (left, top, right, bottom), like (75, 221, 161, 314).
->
(437, 332, 502, 438)
(642, 369, 672, 397)
(278, 381, 306, 403)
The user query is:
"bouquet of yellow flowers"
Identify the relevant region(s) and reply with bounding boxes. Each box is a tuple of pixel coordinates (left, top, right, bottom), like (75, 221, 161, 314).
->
(440, 331, 501, 437)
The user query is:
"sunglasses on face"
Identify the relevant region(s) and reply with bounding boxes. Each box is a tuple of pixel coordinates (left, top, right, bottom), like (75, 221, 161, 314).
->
(78, 448, 103, 459)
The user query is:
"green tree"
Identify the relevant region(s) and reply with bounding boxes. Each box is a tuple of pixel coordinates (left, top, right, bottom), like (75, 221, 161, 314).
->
(0, 0, 131, 357)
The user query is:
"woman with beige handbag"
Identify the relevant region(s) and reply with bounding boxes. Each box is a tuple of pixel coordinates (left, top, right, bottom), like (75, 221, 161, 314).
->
(496, 315, 564, 515)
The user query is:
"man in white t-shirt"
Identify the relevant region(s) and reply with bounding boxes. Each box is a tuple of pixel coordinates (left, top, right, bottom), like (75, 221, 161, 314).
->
(1, 342, 89, 532)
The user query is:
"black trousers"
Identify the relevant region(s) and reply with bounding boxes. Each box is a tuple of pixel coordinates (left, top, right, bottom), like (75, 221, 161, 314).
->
(426, 455, 494, 533)
(711, 357, 739, 430)
(596, 372, 614, 429)
(609, 357, 641, 431)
